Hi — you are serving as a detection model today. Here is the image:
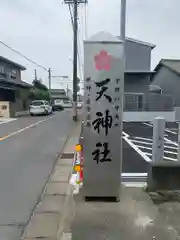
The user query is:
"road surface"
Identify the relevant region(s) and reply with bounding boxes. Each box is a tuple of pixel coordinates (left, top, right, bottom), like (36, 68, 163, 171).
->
(122, 122, 178, 174)
(0, 110, 75, 240)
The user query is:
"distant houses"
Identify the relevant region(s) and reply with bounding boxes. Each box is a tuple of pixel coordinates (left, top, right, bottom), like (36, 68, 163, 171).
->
(151, 59, 180, 107)
(116, 36, 174, 111)
(0, 56, 32, 117)
(50, 88, 73, 104)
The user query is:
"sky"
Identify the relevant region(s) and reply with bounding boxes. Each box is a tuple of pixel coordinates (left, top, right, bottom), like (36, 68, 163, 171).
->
(0, 0, 180, 90)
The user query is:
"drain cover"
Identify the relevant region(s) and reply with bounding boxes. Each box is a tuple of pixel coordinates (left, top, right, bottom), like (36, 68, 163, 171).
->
(61, 153, 74, 159)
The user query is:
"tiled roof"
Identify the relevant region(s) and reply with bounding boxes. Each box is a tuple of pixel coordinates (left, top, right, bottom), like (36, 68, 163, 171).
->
(0, 78, 32, 88)
(0, 56, 26, 70)
(117, 36, 156, 49)
(155, 59, 180, 75)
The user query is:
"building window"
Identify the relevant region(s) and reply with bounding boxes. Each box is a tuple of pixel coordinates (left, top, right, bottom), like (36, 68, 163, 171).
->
(11, 70, 17, 79)
(0, 66, 5, 75)
(7, 71, 11, 79)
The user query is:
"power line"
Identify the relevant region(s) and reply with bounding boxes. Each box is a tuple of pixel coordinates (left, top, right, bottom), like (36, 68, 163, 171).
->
(0, 40, 48, 71)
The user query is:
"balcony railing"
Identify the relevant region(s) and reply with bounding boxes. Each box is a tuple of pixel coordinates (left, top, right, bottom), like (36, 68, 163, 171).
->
(124, 93, 174, 112)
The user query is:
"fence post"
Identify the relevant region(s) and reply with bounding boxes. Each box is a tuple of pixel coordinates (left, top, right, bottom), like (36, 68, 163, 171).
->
(152, 117, 165, 163)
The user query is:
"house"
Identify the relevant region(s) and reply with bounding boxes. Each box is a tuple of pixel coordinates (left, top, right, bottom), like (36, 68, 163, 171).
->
(0, 56, 32, 116)
(151, 59, 180, 106)
(123, 37, 156, 93)
(50, 89, 70, 103)
(116, 36, 157, 110)
(116, 37, 173, 111)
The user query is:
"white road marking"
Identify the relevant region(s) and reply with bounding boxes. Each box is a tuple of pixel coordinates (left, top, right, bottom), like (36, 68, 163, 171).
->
(0, 113, 60, 141)
(122, 131, 129, 138)
(134, 136, 153, 142)
(145, 152, 177, 161)
(136, 145, 177, 155)
(123, 136, 151, 162)
(164, 137, 178, 147)
(164, 145, 177, 150)
(133, 137, 176, 148)
(136, 145, 152, 150)
(131, 139, 152, 146)
(143, 122, 177, 135)
(123, 182, 146, 188)
(143, 122, 152, 127)
(122, 173, 147, 177)
(123, 128, 179, 163)
(164, 150, 177, 155)
(143, 123, 178, 135)
(165, 129, 177, 135)
(143, 122, 178, 147)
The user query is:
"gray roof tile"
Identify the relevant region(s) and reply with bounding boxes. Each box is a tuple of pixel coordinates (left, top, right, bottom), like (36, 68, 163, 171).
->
(155, 59, 180, 75)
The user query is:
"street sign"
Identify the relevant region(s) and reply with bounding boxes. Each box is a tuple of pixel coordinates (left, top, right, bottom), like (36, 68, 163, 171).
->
(83, 31, 124, 200)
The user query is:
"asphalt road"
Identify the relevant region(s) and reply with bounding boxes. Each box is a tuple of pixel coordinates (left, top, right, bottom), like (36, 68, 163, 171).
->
(0, 110, 76, 240)
(122, 122, 179, 174)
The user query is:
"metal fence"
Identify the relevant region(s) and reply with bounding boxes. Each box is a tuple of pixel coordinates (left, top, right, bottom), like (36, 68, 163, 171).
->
(124, 93, 174, 112)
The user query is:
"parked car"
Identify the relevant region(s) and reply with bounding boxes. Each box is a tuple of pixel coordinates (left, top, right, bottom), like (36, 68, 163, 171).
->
(52, 99, 64, 111)
(29, 100, 52, 116)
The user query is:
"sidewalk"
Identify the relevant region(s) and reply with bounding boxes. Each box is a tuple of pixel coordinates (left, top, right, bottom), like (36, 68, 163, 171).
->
(0, 118, 16, 123)
(22, 123, 81, 240)
(70, 185, 180, 240)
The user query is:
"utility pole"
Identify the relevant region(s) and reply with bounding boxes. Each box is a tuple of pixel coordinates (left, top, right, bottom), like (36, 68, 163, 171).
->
(121, 0, 126, 42)
(48, 68, 52, 102)
(34, 69, 37, 81)
(67, 84, 69, 97)
(119, 0, 126, 178)
(64, 0, 88, 122)
(72, 0, 78, 121)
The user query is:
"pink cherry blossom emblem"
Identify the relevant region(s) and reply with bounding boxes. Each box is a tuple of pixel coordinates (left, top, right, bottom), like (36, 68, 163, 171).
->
(94, 50, 112, 71)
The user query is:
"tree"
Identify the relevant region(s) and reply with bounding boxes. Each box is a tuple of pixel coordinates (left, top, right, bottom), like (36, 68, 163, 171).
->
(30, 79, 50, 101)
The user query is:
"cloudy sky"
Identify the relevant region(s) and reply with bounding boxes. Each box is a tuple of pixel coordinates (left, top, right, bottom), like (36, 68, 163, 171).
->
(0, 0, 180, 90)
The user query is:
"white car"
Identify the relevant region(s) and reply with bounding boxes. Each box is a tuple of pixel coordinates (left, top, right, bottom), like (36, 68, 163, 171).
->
(53, 99, 64, 111)
(62, 99, 72, 108)
(77, 102, 83, 109)
(30, 100, 52, 116)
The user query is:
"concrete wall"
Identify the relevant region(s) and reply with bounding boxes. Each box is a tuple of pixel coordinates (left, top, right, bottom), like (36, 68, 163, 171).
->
(13, 88, 31, 113)
(152, 66, 180, 106)
(174, 107, 180, 121)
(123, 111, 175, 122)
(0, 101, 10, 118)
(124, 40, 153, 95)
(124, 74, 150, 93)
(144, 93, 174, 111)
(125, 40, 151, 71)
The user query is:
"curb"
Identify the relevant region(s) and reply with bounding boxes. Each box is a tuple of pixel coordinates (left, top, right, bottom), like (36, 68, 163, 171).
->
(15, 111, 30, 117)
(57, 125, 82, 240)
